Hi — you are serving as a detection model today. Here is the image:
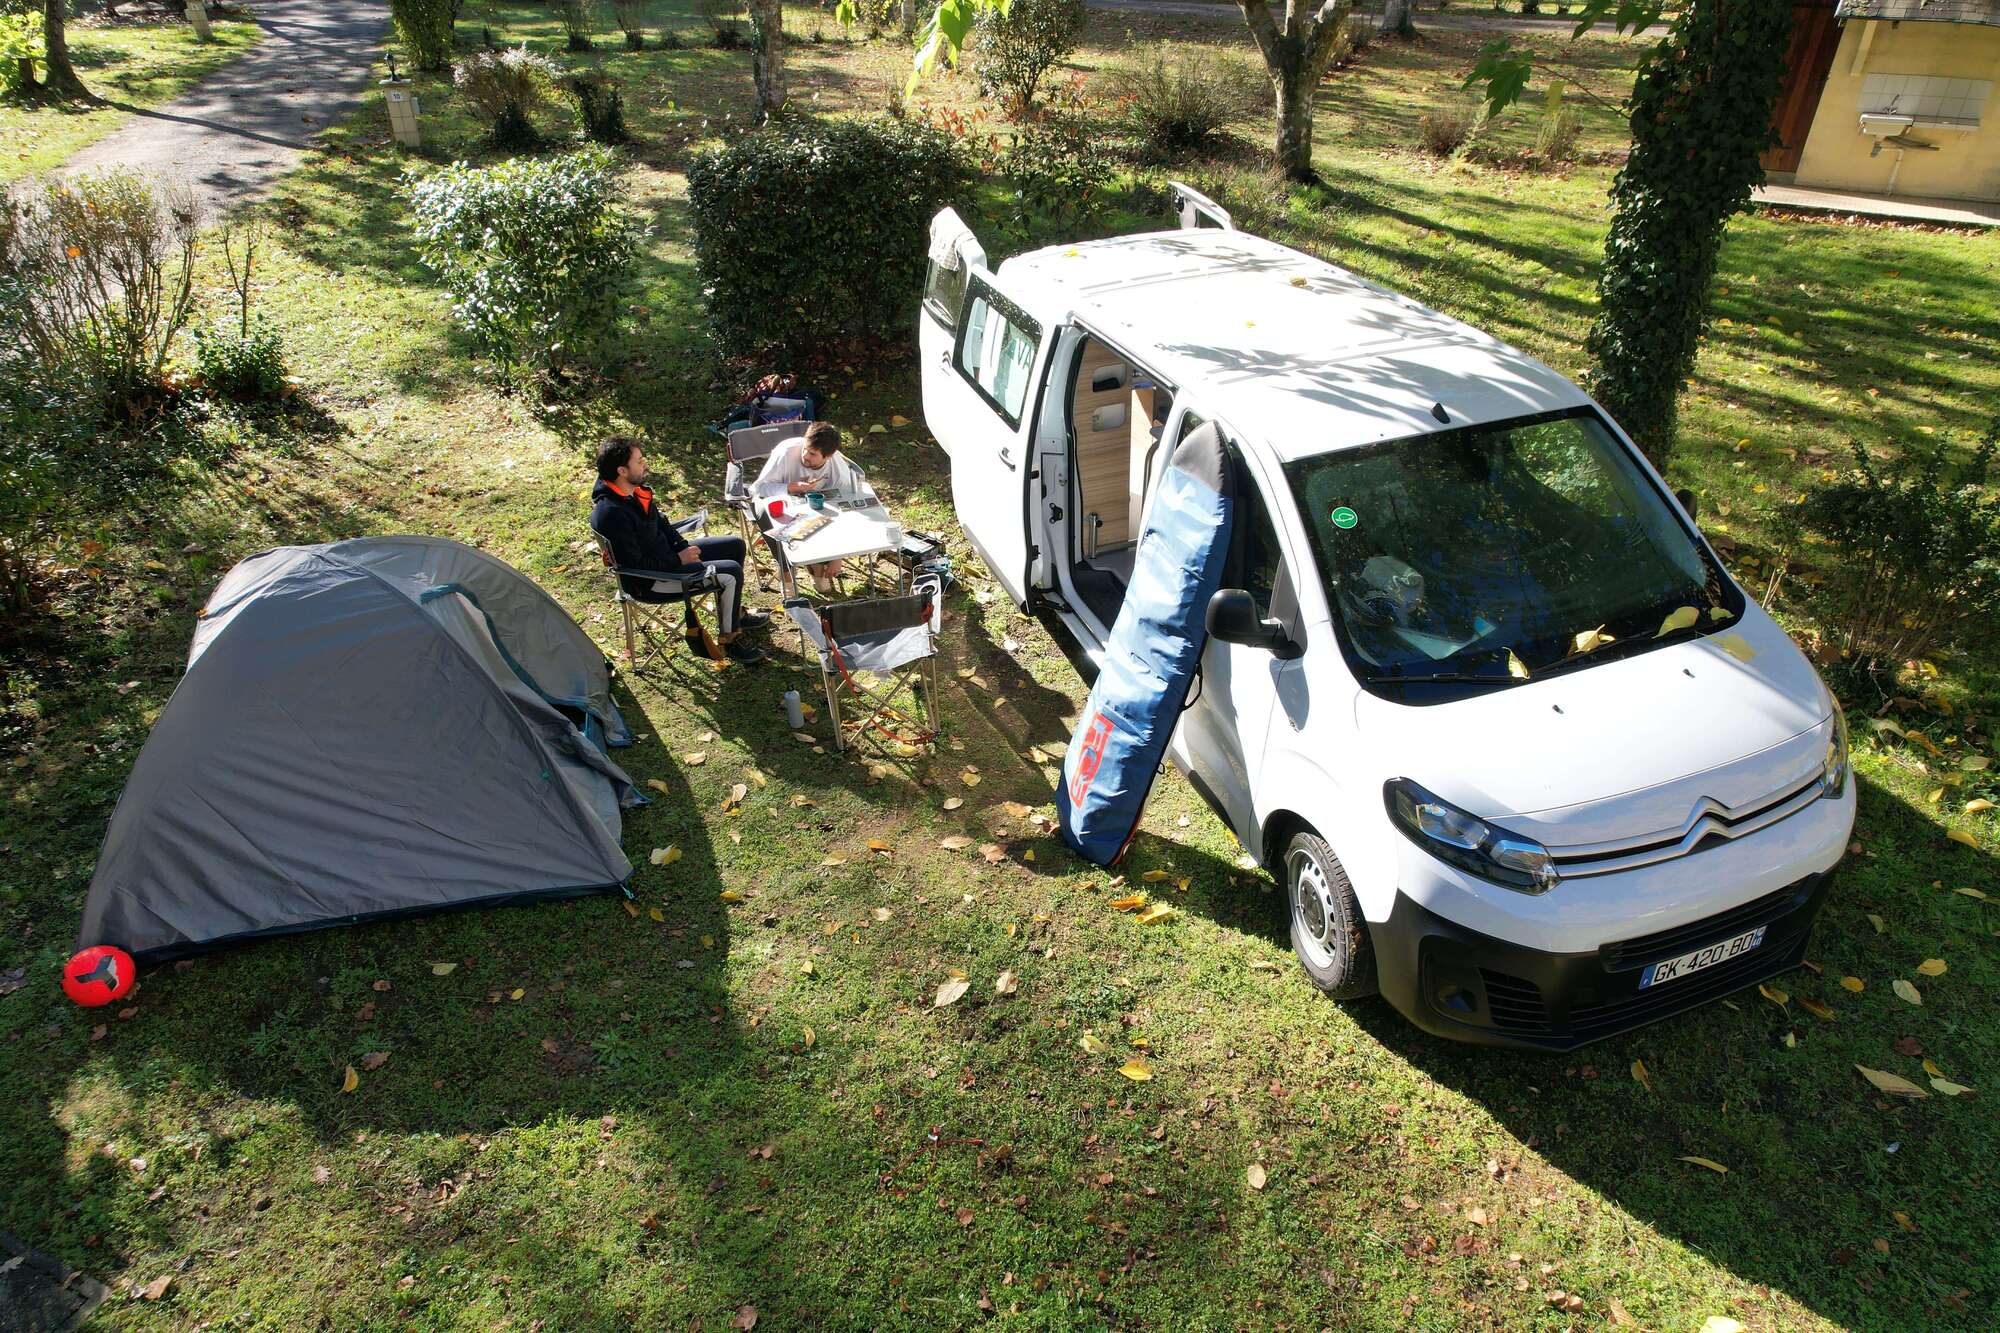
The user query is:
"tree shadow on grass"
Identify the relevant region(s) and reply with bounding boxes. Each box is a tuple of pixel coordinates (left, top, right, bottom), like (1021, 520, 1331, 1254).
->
(1342, 772, 1999, 1333)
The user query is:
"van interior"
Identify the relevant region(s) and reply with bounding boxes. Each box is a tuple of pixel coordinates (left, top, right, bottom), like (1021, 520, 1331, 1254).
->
(1063, 332, 1175, 629)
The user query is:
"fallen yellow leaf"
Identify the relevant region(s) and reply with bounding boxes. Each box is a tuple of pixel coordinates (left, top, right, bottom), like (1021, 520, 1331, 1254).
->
(942, 797, 964, 811)
(647, 907, 664, 922)
(341, 1066, 360, 1093)
(1855, 1064, 1927, 1098)
(1078, 1032, 1108, 1054)
(719, 889, 747, 903)
(1716, 634, 1757, 663)
(1892, 978, 1922, 1006)
(1135, 903, 1176, 925)
(1946, 828, 1978, 849)
(1657, 605, 1700, 638)
(623, 900, 639, 918)
(1698, 1319, 1746, 1333)
(1001, 801, 1033, 819)
(1922, 1058, 1944, 1078)
(683, 752, 706, 766)
(1867, 914, 1886, 934)
(660, 846, 682, 866)
(819, 854, 846, 867)
(1930, 1077, 1973, 1097)
(1506, 649, 1530, 679)
(1246, 1163, 1268, 1190)
(430, 962, 457, 976)
(1141, 870, 1170, 882)
(802, 1026, 815, 1049)
(1966, 799, 1996, 814)
(799, 960, 815, 977)
(1118, 1057, 1153, 1082)
(1571, 624, 1616, 654)
(1678, 1156, 1728, 1174)
(940, 835, 974, 851)
(1840, 976, 1864, 992)
(995, 969, 1019, 995)
(1108, 894, 1147, 912)
(871, 907, 893, 922)
(1915, 958, 1947, 977)
(1759, 983, 1789, 1007)
(1797, 995, 1835, 1020)
(934, 977, 970, 1007)
(1631, 1059, 1652, 1092)
(645, 779, 670, 796)
(867, 839, 895, 855)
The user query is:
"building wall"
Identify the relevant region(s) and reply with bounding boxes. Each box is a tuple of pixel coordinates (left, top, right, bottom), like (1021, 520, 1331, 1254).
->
(1793, 20, 2000, 201)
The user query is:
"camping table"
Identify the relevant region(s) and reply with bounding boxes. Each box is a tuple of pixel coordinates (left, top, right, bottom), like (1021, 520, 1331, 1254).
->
(760, 495, 907, 598)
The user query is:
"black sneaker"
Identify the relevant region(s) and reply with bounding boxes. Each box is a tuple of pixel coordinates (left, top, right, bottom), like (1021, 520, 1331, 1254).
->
(724, 638, 769, 665)
(736, 608, 771, 631)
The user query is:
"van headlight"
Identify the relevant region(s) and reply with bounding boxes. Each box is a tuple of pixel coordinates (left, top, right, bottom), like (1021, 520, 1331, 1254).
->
(1384, 779, 1558, 894)
(1821, 708, 1850, 798)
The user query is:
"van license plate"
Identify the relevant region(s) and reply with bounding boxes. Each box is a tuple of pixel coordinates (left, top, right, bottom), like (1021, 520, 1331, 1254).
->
(1639, 926, 1767, 989)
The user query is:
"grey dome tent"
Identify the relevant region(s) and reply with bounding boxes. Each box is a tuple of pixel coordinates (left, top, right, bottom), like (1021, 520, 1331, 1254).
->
(76, 537, 639, 961)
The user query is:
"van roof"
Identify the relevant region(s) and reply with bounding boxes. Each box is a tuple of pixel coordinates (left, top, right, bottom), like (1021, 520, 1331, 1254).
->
(993, 227, 1594, 462)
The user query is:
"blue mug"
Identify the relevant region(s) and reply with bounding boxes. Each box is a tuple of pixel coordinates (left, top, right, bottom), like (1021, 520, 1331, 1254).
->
(807, 492, 825, 511)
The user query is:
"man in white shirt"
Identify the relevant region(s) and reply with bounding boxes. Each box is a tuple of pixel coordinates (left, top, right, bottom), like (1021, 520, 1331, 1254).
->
(752, 422, 863, 594)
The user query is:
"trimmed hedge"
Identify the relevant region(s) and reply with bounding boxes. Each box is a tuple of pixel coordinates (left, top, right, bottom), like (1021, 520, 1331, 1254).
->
(686, 118, 967, 356)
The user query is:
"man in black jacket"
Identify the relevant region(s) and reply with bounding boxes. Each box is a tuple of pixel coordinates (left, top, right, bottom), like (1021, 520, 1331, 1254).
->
(591, 437, 768, 665)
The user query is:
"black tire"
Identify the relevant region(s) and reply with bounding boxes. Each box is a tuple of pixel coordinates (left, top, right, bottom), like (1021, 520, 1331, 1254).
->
(1285, 830, 1377, 1000)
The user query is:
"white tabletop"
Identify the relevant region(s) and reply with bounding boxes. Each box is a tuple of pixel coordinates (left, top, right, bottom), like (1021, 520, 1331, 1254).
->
(770, 500, 903, 567)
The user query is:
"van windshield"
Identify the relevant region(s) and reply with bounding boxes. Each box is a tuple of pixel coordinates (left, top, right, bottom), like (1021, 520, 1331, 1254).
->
(1285, 410, 1740, 697)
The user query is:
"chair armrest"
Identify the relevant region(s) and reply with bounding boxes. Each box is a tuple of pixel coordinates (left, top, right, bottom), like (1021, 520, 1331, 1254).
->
(674, 509, 709, 535)
(617, 564, 717, 587)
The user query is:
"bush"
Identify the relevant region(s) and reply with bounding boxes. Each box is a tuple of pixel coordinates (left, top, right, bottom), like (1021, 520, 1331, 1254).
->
(1001, 78, 1114, 245)
(407, 147, 645, 380)
(1795, 431, 2000, 667)
(453, 45, 561, 150)
(974, 0, 1085, 114)
(1536, 107, 1582, 164)
(1418, 102, 1481, 157)
(390, 0, 456, 73)
(191, 319, 289, 404)
(567, 73, 630, 145)
(555, 0, 594, 50)
(0, 301, 83, 622)
(697, 0, 745, 47)
(613, 0, 647, 47)
(1108, 42, 1257, 159)
(1, 10, 44, 97)
(1, 171, 200, 422)
(686, 117, 967, 355)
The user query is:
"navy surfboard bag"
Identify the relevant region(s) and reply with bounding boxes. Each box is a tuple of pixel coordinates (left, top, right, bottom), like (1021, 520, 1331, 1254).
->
(1058, 423, 1235, 866)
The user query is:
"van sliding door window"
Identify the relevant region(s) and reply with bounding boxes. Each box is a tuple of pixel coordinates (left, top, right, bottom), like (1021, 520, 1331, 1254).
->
(923, 259, 969, 329)
(955, 282, 1041, 430)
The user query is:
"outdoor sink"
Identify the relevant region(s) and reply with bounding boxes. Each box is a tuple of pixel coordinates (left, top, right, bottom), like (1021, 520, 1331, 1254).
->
(1859, 112, 1916, 136)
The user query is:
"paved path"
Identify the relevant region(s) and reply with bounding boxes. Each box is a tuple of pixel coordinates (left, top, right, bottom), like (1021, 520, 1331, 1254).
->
(1087, 0, 1666, 33)
(62, 1, 391, 217)
(1754, 182, 2000, 228)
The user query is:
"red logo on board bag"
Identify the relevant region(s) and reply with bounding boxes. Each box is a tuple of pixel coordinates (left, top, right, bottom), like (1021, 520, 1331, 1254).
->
(1069, 711, 1115, 808)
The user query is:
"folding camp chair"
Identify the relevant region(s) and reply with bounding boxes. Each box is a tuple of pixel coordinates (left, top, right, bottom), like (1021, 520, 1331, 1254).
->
(589, 510, 730, 673)
(724, 423, 799, 587)
(785, 584, 942, 755)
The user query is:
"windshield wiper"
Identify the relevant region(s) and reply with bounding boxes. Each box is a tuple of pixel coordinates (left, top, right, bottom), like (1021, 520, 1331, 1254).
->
(1364, 669, 1525, 687)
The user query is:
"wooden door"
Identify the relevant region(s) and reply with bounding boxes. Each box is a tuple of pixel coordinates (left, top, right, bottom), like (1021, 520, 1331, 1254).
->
(1762, 1, 1842, 174)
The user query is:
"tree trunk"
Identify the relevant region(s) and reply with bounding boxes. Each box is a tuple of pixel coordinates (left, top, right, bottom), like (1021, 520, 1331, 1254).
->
(14, 56, 37, 93)
(42, 0, 91, 102)
(746, 0, 784, 122)
(900, 0, 918, 39)
(1583, 0, 1790, 464)
(1383, 0, 1415, 37)
(1271, 43, 1315, 181)
(1240, 1, 1350, 182)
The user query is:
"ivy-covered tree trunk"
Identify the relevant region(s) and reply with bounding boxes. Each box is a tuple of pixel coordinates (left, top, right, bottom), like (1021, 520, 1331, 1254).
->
(1584, 0, 1789, 464)
(747, 0, 785, 122)
(42, 0, 90, 101)
(1238, 0, 1354, 181)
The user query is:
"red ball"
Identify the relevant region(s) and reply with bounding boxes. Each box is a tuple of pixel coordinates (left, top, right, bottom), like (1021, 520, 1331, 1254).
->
(62, 945, 135, 1007)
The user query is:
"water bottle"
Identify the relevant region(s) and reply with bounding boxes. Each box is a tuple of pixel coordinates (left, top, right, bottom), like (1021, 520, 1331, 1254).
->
(783, 690, 805, 730)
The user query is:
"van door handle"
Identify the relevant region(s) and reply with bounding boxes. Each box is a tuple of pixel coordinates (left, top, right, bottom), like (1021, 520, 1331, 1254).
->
(998, 446, 1014, 469)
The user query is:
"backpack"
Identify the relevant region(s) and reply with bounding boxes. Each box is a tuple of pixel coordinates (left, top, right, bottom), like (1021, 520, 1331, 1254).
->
(717, 373, 827, 434)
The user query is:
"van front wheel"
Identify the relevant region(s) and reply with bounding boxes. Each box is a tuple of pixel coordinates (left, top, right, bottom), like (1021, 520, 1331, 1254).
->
(1285, 831, 1377, 1000)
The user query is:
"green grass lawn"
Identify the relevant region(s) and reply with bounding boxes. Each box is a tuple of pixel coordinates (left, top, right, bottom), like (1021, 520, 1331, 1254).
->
(1, 6, 1995, 1330)
(0, 15, 261, 185)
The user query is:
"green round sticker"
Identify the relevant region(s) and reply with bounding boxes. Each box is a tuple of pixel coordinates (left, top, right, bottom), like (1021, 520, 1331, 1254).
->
(1330, 506, 1358, 530)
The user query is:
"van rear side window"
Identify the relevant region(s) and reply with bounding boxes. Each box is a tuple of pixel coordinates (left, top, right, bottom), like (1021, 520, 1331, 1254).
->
(923, 259, 968, 328)
(956, 286, 1040, 429)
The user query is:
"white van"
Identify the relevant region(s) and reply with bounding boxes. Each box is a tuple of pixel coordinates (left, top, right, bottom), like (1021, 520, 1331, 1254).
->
(919, 188, 1855, 1050)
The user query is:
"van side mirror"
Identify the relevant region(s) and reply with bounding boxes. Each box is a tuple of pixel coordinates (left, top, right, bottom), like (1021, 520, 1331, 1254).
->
(1675, 488, 1698, 522)
(1207, 589, 1300, 658)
